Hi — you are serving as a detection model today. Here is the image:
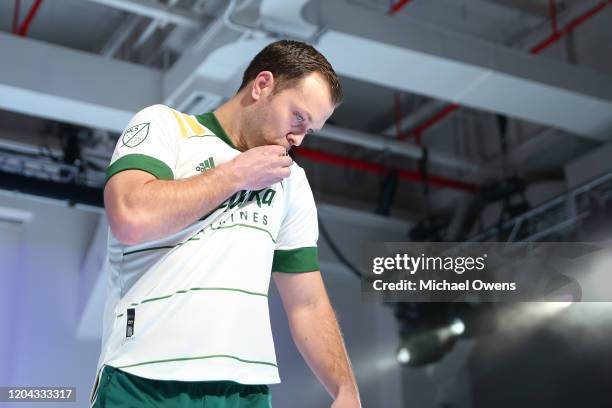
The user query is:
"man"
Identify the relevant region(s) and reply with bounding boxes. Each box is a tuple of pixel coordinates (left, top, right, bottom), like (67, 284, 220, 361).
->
(90, 40, 361, 407)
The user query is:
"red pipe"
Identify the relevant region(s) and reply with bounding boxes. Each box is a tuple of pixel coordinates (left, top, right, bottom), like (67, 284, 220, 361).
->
(529, 32, 563, 54)
(296, 2, 608, 195)
(294, 146, 479, 193)
(548, 0, 560, 34)
(401, 103, 460, 143)
(563, 1, 609, 34)
(17, 0, 44, 37)
(388, 0, 413, 15)
(12, 0, 21, 34)
(393, 93, 405, 140)
(530, 1, 609, 54)
(402, 1, 610, 141)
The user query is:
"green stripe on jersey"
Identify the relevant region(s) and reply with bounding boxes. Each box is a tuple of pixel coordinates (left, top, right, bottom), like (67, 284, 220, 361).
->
(115, 354, 278, 369)
(123, 236, 201, 256)
(117, 286, 268, 317)
(272, 247, 319, 273)
(210, 223, 276, 243)
(106, 154, 173, 184)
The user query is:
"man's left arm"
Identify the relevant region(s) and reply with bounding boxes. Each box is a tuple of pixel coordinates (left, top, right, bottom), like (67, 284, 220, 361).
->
(273, 271, 361, 408)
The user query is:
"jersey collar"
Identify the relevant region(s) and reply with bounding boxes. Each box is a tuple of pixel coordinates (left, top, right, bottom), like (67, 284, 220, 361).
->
(196, 112, 237, 150)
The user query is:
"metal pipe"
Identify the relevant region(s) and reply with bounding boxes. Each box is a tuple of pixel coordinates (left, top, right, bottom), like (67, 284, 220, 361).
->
(100, 15, 141, 57)
(392, 1, 610, 142)
(12, 0, 20, 34)
(388, 0, 413, 15)
(294, 146, 479, 193)
(548, 0, 560, 34)
(530, 1, 609, 54)
(402, 103, 459, 143)
(17, 0, 44, 37)
(382, 100, 448, 137)
(84, 0, 202, 28)
(316, 124, 480, 172)
(132, 0, 181, 50)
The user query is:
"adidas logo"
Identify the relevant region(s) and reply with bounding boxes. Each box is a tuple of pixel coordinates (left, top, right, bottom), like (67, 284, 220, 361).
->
(196, 157, 215, 172)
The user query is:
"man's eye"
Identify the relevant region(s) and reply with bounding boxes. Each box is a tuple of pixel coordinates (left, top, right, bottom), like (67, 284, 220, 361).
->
(295, 113, 304, 123)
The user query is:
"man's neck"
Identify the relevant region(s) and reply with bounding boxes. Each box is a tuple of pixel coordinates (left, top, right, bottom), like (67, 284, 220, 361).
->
(213, 97, 248, 152)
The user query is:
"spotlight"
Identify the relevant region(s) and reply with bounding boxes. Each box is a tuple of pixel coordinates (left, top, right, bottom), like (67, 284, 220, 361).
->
(394, 303, 468, 367)
(396, 328, 456, 367)
(396, 347, 411, 364)
(449, 318, 465, 336)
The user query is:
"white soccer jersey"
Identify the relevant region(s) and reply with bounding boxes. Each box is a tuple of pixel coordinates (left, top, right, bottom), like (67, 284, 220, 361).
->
(94, 104, 319, 387)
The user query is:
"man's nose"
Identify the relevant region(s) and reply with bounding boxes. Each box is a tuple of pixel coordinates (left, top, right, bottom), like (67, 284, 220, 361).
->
(287, 133, 305, 147)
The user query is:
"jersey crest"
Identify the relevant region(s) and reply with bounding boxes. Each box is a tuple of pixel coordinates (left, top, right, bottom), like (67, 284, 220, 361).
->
(122, 123, 150, 148)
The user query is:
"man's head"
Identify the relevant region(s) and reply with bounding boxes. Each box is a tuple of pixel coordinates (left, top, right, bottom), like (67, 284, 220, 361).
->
(237, 40, 343, 151)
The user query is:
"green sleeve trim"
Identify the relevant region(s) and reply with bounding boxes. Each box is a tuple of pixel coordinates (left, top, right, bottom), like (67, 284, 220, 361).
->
(272, 247, 319, 273)
(105, 154, 174, 184)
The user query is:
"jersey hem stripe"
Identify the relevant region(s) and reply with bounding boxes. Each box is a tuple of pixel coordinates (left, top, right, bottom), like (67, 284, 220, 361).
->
(114, 354, 278, 369)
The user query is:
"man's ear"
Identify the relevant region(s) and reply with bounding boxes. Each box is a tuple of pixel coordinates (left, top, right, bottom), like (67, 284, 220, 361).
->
(251, 71, 274, 101)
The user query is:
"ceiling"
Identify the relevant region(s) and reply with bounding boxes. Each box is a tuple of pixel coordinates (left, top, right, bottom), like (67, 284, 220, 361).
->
(0, 0, 611, 225)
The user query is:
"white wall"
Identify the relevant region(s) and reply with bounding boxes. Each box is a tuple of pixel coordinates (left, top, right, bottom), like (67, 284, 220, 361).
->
(0, 192, 101, 408)
(0, 194, 421, 407)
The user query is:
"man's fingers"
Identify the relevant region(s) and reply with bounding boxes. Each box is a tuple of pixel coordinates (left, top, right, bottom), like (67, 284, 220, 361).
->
(268, 154, 292, 167)
(260, 145, 286, 155)
(277, 167, 291, 179)
(278, 155, 293, 167)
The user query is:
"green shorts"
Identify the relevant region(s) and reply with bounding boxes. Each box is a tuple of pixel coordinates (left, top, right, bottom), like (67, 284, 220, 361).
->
(91, 366, 272, 407)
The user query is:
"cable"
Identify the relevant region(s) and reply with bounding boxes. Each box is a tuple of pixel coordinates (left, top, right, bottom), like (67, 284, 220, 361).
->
(317, 217, 364, 279)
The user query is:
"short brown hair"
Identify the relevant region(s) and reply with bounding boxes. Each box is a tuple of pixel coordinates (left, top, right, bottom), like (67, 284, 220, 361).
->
(238, 40, 344, 106)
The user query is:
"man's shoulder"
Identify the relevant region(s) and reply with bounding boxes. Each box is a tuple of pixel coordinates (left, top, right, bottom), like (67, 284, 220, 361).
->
(132, 105, 212, 139)
(285, 160, 312, 195)
(136, 103, 174, 117)
(136, 104, 191, 124)
(128, 104, 177, 131)
(289, 160, 307, 181)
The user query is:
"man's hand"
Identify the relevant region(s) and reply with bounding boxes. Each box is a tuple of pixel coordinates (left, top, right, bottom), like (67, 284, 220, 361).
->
(331, 386, 361, 408)
(331, 393, 361, 408)
(274, 272, 361, 408)
(228, 145, 292, 190)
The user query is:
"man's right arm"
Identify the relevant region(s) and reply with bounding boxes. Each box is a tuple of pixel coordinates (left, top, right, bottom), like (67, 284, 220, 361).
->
(105, 145, 292, 245)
